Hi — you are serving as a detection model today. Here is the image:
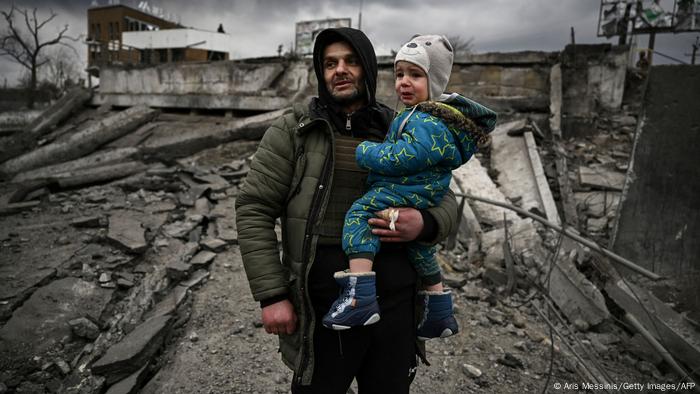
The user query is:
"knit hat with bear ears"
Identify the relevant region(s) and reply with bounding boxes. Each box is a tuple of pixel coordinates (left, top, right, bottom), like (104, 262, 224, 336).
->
(394, 34, 454, 100)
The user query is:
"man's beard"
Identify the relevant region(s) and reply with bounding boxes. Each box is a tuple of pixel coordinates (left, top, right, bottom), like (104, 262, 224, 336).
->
(328, 82, 366, 105)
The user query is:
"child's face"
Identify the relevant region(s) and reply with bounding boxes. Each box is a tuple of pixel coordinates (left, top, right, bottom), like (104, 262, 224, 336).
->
(395, 61, 429, 106)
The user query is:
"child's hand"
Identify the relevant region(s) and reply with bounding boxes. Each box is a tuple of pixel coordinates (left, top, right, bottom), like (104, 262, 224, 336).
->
(369, 207, 424, 242)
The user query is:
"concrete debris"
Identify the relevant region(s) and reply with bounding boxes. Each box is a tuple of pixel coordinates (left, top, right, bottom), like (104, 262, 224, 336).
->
(0, 278, 113, 358)
(201, 238, 227, 252)
(145, 286, 189, 320)
(163, 214, 204, 239)
(92, 315, 173, 385)
(107, 213, 148, 254)
(70, 215, 106, 228)
(451, 157, 518, 227)
(104, 365, 149, 394)
(578, 165, 625, 191)
(0, 106, 157, 179)
(165, 261, 193, 282)
(491, 119, 547, 216)
(189, 251, 217, 269)
(180, 269, 210, 290)
(69, 317, 101, 340)
(0, 88, 92, 165)
(462, 363, 482, 378)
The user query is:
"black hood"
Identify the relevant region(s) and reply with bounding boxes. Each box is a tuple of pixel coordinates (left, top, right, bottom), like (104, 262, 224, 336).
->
(312, 27, 378, 107)
(311, 28, 391, 138)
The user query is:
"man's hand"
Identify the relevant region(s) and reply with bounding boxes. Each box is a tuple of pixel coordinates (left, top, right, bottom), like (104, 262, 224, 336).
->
(261, 299, 297, 335)
(368, 207, 423, 242)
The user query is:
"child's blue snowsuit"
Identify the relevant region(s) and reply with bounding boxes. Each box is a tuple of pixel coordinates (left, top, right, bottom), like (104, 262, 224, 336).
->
(342, 93, 497, 281)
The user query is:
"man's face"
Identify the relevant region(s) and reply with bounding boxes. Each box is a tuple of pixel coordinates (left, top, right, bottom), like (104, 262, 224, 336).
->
(322, 41, 366, 107)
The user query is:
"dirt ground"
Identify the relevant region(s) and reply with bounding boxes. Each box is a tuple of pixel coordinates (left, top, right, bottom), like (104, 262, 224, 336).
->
(139, 243, 661, 394)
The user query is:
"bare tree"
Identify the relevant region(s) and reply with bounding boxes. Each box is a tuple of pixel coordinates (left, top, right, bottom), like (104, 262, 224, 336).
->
(445, 35, 475, 58)
(42, 45, 81, 93)
(0, 5, 78, 108)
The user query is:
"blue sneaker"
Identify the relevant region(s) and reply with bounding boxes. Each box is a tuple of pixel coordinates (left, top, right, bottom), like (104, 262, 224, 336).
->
(416, 291, 459, 340)
(322, 271, 381, 330)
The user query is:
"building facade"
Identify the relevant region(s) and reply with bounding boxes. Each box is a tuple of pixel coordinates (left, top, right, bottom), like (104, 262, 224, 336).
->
(86, 4, 230, 75)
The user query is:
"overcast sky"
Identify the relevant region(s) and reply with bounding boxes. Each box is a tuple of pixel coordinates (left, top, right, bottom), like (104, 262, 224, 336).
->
(1, 0, 697, 86)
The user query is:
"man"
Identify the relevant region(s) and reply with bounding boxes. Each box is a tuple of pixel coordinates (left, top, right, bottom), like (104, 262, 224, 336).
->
(235, 27, 458, 393)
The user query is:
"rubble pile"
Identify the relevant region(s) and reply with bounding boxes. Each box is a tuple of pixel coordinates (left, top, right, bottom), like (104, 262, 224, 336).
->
(1, 68, 698, 392)
(0, 100, 268, 392)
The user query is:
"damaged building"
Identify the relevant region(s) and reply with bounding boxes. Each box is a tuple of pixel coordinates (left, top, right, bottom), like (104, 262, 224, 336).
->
(0, 36, 698, 393)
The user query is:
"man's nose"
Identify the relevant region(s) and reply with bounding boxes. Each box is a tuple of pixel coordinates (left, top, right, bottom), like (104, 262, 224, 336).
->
(335, 60, 348, 74)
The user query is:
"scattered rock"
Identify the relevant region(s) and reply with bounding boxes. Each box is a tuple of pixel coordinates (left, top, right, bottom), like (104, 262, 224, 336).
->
(92, 315, 173, 385)
(497, 353, 524, 369)
(462, 363, 482, 378)
(107, 214, 147, 254)
(69, 317, 100, 340)
(189, 251, 217, 269)
(180, 269, 210, 290)
(443, 273, 467, 289)
(486, 310, 505, 326)
(166, 261, 192, 282)
(71, 216, 105, 228)
(200, 238, 227, 252)
(104, 364, 149, 394)
(163, 215, 204, 239)
(512, 312, 526, 328)
(116, 278, 134, 288)
(188, 332, 199, 342)
(99, 273, 112, 283)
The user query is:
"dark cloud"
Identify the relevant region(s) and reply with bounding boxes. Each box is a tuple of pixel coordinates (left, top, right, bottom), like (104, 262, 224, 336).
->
(0, 0, 695, 86)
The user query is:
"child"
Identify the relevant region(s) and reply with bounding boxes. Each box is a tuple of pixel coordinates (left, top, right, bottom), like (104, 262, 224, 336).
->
(322, 35, 497, 339)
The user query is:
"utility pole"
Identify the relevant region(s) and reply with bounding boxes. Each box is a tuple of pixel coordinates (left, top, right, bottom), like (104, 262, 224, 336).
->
(685, 36, 699, 65)
(647, 32, 656, 65)
(358, 0, 363, 30)
(570, 26, 575, 45)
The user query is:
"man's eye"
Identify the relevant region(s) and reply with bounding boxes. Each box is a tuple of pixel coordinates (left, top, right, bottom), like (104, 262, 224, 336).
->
(325, 61, 336, 68)
(347, 57, 358, 65)
(395, 72, 404, 78)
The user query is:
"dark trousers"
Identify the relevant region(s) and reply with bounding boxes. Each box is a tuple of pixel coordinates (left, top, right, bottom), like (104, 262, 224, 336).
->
(291, 292, 416, 394)
(293, 245, 418, 393)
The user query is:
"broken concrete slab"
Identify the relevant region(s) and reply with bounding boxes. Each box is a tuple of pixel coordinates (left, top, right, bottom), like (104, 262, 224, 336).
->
(481, 219, 540, 265)
(0, 201, 40, 216)
(69, 317, 101, 340)
(92, 314, 173, 385)
(452, 157, 519, 227)
(578, 165, 625, 191)
(107, 212, 148, 254)
(211, 198, 238, 243)
(189, 251, 217, 269)
(574, 191, 621, 218)
(71, 215, 106, 228)
(523, 131, 561, 225)
(56, 161, 149, 189)
(138, 109, 286, 162)
(144, 286, 189, 320)
(163, 215, 204, 239)
(11, 147, 139, 183)
(201, 238, 227, 252)
(448, 178, 482, 264)
(606, 279, 700, 375)
(0, 88, 92, 164)
(104, 364, 149, 394)
(0, 278, 113, 359)
(0, 106, 157, 179)
(165, 261, 192, 282)
(180, 269, 210, 290)
(490, 119, 546, 216)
